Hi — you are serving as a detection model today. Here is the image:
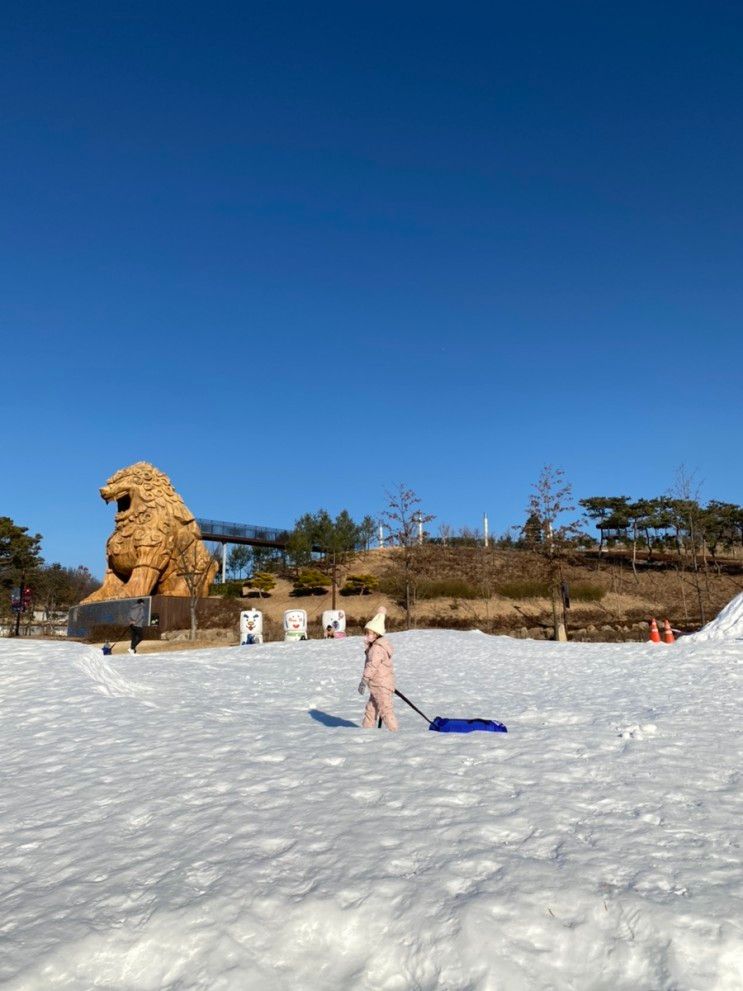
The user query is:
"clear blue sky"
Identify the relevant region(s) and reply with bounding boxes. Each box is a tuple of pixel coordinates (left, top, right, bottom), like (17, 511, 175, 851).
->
(2, 2, 742, 576)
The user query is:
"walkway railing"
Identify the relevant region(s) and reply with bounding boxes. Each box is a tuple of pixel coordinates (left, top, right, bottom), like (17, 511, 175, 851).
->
(196, 518, 290, 548)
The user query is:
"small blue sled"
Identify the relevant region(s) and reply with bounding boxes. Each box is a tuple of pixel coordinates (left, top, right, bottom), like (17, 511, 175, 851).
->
(429, 716, 507, 733)
(393, 690, 507, 734)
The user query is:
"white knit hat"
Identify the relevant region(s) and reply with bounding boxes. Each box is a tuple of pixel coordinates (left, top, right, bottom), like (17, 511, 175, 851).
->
(364, 606, 387, 637)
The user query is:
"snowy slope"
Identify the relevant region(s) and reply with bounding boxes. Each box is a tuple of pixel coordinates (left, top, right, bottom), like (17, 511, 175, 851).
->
(1, 632, 742, 991)
(682, 591, 743, 643)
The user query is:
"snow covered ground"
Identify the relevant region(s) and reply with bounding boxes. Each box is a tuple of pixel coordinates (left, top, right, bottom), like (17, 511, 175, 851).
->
(683, 590, 743, 644)
(1, 628, 742, 990)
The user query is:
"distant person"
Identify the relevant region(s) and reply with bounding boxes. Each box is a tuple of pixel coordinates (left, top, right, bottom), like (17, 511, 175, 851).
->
(325, 625, 335, 639)
(128, 598, 146, 654)
(358, 607, 397, 731)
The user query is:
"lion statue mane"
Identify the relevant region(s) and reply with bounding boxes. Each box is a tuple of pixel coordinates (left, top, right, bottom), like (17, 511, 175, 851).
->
(81, 461, 218, 603)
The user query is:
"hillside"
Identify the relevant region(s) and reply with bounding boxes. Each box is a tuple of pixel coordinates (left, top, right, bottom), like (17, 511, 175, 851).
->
(197, 546, 743, 644)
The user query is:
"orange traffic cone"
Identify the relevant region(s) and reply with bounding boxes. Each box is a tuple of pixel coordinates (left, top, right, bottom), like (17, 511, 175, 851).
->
(662, 619, 675, 644)
(649, 617, 661, 643)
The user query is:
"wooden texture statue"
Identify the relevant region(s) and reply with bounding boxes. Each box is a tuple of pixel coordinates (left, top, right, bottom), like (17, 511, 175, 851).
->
(81, 461, 218, 602)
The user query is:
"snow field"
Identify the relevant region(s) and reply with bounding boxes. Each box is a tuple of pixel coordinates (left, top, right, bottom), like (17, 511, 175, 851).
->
(1, 630, 742, 990)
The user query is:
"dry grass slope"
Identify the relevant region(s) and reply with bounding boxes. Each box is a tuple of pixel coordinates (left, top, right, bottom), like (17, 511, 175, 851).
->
(188, 545, 743, 645)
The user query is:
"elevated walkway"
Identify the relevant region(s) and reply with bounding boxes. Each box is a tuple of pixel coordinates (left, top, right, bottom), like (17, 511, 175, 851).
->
(196, 518, 290, 550)
(196, 517, 293, 584)
(197, 517, 331, 582)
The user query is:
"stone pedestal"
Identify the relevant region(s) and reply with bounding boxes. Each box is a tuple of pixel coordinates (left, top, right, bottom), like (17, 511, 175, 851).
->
(68, 596, 152, 639)
(67, 595, 237, 641)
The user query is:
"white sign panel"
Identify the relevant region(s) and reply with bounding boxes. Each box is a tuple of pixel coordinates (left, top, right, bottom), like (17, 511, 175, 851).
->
(283, 609, 308, 641)
(322, 609, 346, 637)
(240, 610, 263, 644)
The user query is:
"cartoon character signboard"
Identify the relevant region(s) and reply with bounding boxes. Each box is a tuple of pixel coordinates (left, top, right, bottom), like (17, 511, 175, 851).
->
(240, 609, 263, 645)
(284, 609, 308, 642)
(322, 609, 346, 638)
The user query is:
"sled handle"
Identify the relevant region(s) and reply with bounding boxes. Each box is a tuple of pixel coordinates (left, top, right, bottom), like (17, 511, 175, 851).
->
(394, 688, 432, 726)
(103, 625, 133, 653)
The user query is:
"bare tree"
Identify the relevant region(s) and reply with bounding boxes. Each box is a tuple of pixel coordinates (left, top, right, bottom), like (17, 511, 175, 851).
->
(438, 523, 453, 546)
(526, 466, 581, 641)
(669, 465, 707, 626)
(172, 534, 220, 640)
(382, 484, 435, 629)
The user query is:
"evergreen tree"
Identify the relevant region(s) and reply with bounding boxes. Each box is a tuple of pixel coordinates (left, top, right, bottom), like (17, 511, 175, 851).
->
(227, 545, 252, 579)
(286, 512, 320, 570)
(0, 517, 44, 636)
(579, 496, 631, 561)
(248, 572, 276, 597)
(359, 515, 377, 550)
(286, 509, 362, 607)
(293, 568, 329, 595)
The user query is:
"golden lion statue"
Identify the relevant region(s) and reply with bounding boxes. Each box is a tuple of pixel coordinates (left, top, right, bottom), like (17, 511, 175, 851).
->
(81, 461, 218, 603)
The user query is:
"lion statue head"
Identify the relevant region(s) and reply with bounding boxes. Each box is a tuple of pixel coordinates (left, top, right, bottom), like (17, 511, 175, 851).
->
(81, 461, 218, 602)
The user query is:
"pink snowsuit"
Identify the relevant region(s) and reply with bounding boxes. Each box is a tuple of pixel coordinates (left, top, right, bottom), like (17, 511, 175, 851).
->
(361, 635, 398, 731)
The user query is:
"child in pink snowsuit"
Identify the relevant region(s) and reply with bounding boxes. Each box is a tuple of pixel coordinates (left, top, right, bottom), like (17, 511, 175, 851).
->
(358, 607, 398, 731)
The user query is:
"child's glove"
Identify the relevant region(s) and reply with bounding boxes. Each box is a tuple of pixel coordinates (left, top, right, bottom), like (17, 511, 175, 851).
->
(357, 679, 367, 695)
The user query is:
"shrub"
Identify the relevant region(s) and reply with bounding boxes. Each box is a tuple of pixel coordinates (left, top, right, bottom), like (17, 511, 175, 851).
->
(245, 572, 276, 597)
(209, 581, 242, 598)
(415, 579, 481, 600)
(569, 583, 605, 602)
(292, 568, 329, 596)
(495, 580, 605, 602)
(297, 568, 329, 585)
(341, 573, 380, 596)
(378, 576, 481, 602)
(496, 580, 551, 599)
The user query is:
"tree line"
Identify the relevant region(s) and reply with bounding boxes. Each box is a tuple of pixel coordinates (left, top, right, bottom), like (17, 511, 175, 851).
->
(226, 487, 435, 629)
(6, 463, 741, 638)
(579, 495, 743, 567)
(225, 510, 379, 608)
(0, 517, 98, 635)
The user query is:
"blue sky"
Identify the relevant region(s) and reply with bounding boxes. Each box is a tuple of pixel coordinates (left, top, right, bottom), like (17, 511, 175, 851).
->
(2, 2, 742, 576)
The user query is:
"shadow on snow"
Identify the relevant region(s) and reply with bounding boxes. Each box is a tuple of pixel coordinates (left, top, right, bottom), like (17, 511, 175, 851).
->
(308, 709, 358, 728)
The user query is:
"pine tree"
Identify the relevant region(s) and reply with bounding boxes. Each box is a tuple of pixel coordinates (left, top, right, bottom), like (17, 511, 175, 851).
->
(0, 517, 44, 636)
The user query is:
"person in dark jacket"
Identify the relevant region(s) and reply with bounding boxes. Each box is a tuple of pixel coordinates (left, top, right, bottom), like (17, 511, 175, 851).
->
(128, 599, 146, 654)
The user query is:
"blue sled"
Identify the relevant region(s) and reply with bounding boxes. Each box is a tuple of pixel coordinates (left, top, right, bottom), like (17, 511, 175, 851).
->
(429, 716, 507, 733)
